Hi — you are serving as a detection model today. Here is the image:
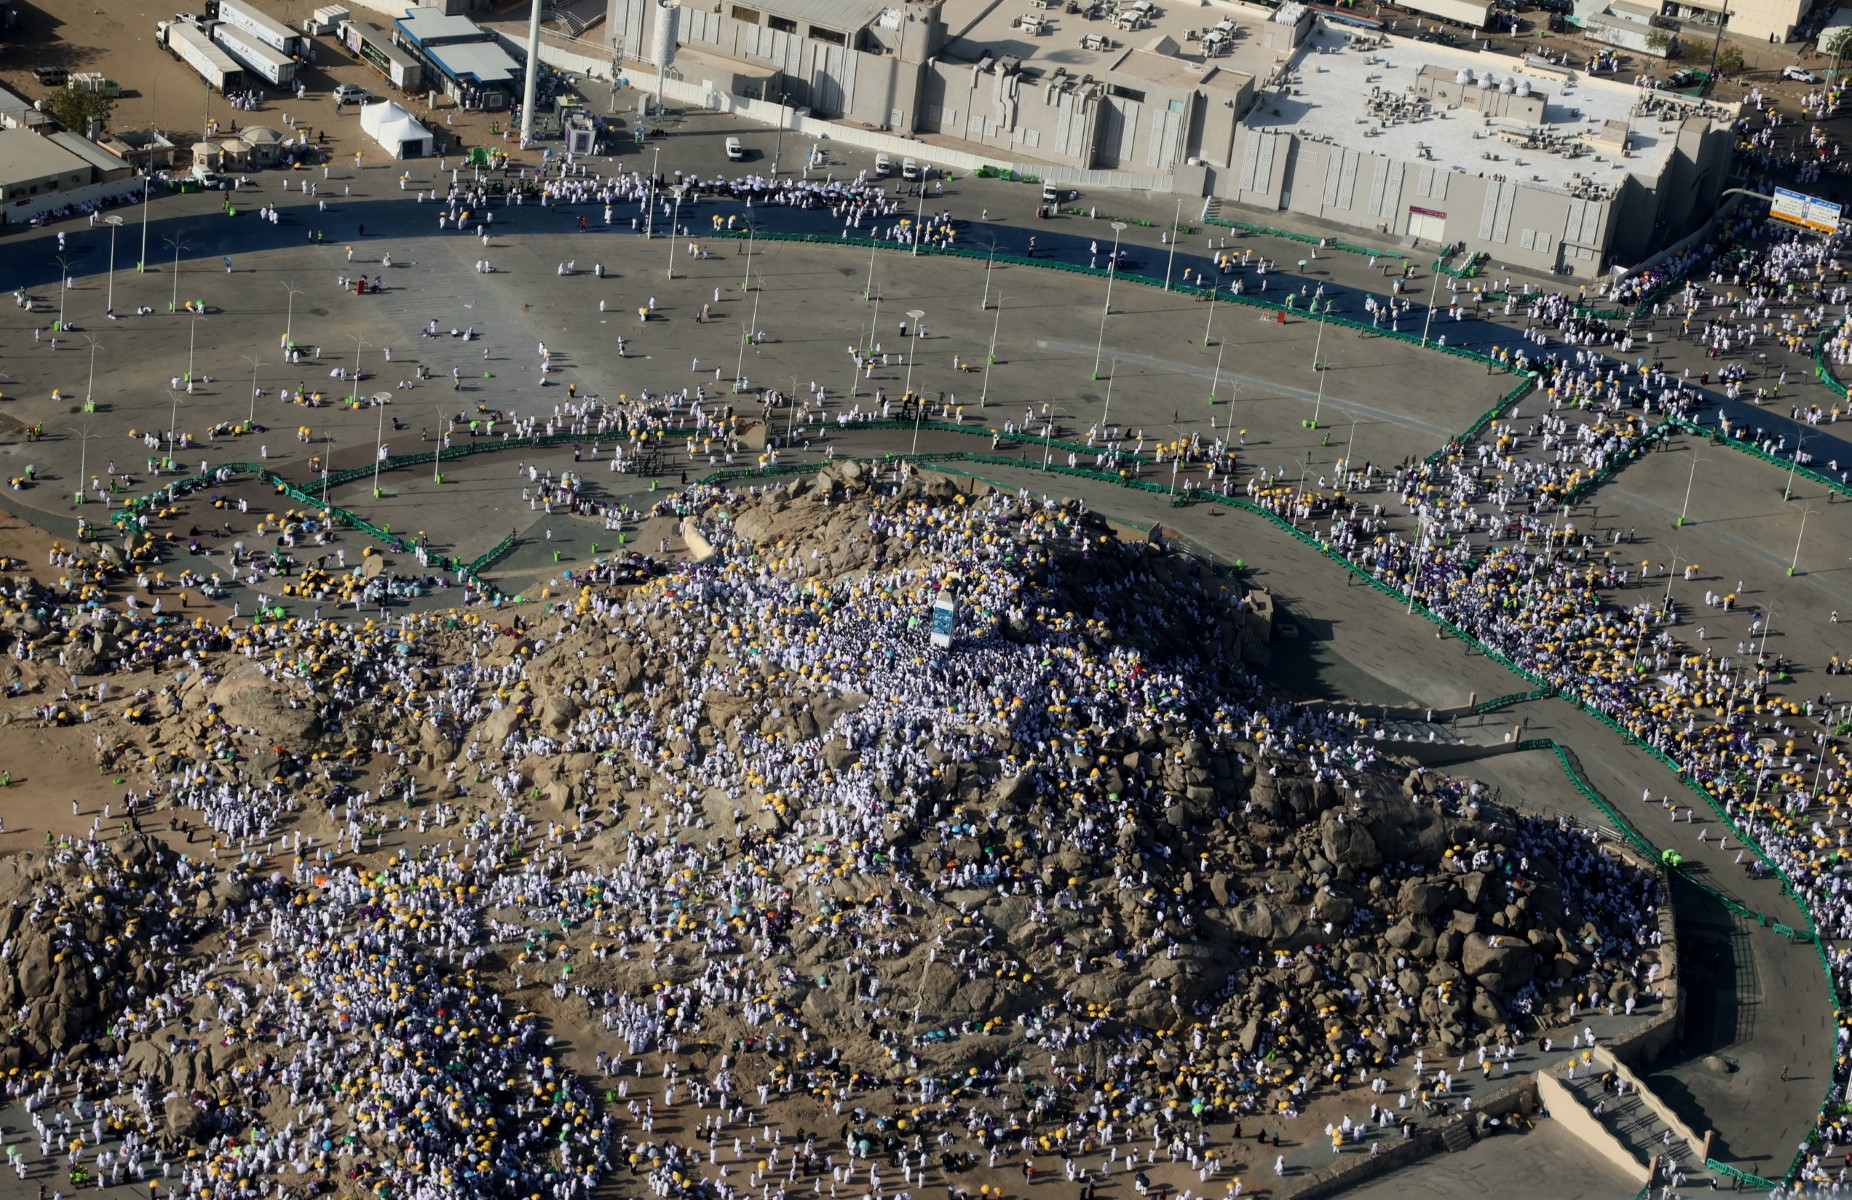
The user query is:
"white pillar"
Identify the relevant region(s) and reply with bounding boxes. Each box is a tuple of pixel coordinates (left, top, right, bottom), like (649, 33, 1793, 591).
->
(519, 0, 543, 145)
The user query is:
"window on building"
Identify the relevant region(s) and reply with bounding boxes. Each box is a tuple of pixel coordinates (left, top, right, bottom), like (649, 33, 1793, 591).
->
(1107, 84, 1145, 103)
(1168, 98, 1184, 113)
(809, 24, 845, 44)
(731, 5, 760, 24)
(768, 14, 796, 31)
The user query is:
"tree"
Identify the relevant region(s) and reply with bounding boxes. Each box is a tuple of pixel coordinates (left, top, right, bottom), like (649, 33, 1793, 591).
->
(1645, 27, 1673, 55)
(1826, 25, 1852, 72)
(1715, 44, 1745, 74)
(48, 87, 115, 138)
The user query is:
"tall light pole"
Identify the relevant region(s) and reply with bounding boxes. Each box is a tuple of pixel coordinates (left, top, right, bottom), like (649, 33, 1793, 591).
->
(1093, 221, 1127, 379)
(82, 335, 102, 411)
(1163, 197, 1182, 291)
(103, 215, 125, 318)
(241, 353, 264, 426)
(1785, 434, 1811, 501)
(372, 393, 390, 497)
(1678, 450, 1706, 526)
(645, 145, 662, 238)
(902, 309, 926, 402)
(740, 222, 758, 293)
(165, 235, 190, 313)
(1419, 266, 1442, 349)
(348, 335, 371, 402)
(770, 83, 786, 175)
(433, 404, 446, 484)
(1210, 339, 1226, 405)
(137, 172, 152, 272)
(1311, 358, 1327, 428)
(1790, 505, 1815, 576)
(1101, 356, 1121, 434)
(666, 184, 687, 278)
(911, 185, 927, 258)
(980, 293, 1002, 409)
(862, 235, 876, 300)
(1203, 280, 1219, 347)
(68, 424, 97, 506)
(186, 313, 207, 383)
(1311, 310, 1327, 372)
(980, 240, 999, 311)
(280, 280, 304, 347)
(52, 254, 72, 332)
(166, 389, 184, 468)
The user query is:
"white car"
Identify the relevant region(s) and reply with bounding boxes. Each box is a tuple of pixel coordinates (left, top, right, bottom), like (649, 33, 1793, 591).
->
(332, 83, 371, 104)
(1782, 65, 1819, 83)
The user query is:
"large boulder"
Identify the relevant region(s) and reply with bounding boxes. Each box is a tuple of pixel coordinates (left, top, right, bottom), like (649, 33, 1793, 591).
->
(1461, 932, 1534, 990)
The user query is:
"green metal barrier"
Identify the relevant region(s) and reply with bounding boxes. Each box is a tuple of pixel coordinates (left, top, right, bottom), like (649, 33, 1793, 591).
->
(1705, 1159, 1778, 1190)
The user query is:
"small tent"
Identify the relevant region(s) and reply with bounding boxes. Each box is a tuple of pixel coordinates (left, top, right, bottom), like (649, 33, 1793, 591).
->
(358, 100, 434, 159)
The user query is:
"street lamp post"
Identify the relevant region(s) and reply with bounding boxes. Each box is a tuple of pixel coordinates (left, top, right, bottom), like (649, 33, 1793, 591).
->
(645, 144, 661, 238)
(166, 390, 184, 469)
(82, 335, 102, 410)
(187, 313, 207, 383)
(69, 424, 97, 506)
(103, 216, 124, 318)
(1311, 361, 1327, 429)
(1679, 451, 1706, 526)
(164, 236, 190, 313)
(1163, 197, 1181, 291)
(280, 280, 304, 347)
(1786, 435, 1811, 501)
(980, 241, 999, 311)
(137, 173, 151, 272)
(1311, 310, 1327, 373)
(980, 294, 1002, 408)
(1092, 221, 1128, 379)
(1791, 505, 1815, 576)
(348, 335, 370, 402)
(53, 254, 72, 332)
(742, 223, 758, 294)
(241, 353, 264, 426)
(911, 186, 927, 258)
(1419, 267, 1442, 348)
(862, 235, 876, 300)
(771, 85, 785, 175)
(1101, 356, 1121, 434)
(1210, 340, 1226, 406)
(372, 395, 390, 496)
(433, 405, 447, 484)
(1203, 281, 1219, 347)
(902, 309, 926, 401)
(666, 185, 687, 277)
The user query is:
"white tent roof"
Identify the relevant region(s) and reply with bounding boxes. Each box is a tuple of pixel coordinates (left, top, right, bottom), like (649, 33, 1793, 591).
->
(358, 100, 433, 158)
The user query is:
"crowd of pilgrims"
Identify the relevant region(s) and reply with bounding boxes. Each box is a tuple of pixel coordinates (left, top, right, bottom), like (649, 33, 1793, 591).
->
(0, 469, 1685, 1200)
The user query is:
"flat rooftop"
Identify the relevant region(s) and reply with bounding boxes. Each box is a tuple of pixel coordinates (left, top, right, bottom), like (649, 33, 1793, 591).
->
(426, 39, 519, 85)
(0, 128, 87, 184)
(393, 7, 491, 45)
(1243, 21, 1691, 194)
(942, 0, 1285, 85)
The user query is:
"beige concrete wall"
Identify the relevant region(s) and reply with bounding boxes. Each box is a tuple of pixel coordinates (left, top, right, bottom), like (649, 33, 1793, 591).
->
(1535, 1070, 1651, 1187)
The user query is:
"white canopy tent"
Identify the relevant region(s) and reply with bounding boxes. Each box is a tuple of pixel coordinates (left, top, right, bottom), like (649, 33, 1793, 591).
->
(358, 100, 434, 159)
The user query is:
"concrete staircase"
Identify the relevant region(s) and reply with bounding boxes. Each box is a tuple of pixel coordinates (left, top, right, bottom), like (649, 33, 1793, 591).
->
(1438, 1116, 1475, 1154)
(1557, 1067, 1719, 1189)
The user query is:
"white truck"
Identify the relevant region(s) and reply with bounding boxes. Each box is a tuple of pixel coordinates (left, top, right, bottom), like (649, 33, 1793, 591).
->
(1396, 0, 1491, 27)
(156, 20, 244, 93)
(212, 21, 297, 86)
(217, 0, 306, 57)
